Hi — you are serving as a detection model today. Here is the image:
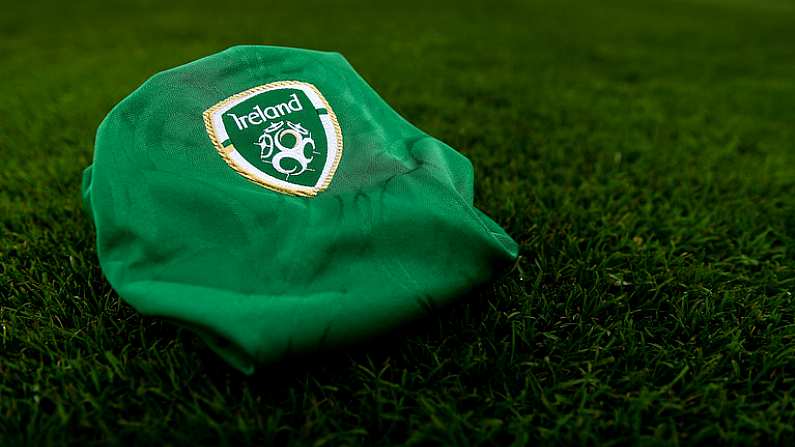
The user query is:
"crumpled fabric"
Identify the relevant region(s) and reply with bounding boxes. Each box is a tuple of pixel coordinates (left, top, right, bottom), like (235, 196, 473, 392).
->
(81, 45, 517, 374)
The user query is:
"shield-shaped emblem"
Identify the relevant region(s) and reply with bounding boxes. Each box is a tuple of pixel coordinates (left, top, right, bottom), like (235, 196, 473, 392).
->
(203, 81, 343, 197)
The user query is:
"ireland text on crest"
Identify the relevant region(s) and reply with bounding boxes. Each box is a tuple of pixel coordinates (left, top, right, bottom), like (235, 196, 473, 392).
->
(203, 81, 343, 197)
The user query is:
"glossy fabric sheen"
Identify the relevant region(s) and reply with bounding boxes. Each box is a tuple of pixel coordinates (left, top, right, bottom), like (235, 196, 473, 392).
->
(81, 46, 518, 374)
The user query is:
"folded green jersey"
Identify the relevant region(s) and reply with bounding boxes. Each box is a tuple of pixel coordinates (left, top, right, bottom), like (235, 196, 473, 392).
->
(81, 45, 518, 374)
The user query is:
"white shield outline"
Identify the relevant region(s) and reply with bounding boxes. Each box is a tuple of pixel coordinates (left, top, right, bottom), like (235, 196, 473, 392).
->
(203, 81, 343, 197)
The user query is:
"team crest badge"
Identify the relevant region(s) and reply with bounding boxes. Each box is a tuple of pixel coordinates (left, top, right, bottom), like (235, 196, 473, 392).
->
(203, 81, 343, 197)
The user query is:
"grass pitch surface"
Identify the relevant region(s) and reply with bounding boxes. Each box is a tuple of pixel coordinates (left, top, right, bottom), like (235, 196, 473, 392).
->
(2, 0, 794, 444)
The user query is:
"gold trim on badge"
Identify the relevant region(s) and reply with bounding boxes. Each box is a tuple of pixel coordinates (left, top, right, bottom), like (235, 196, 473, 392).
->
(203, 80, 343, 197)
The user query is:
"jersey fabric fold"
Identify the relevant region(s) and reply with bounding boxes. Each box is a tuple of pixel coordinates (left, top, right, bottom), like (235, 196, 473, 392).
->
(81, 45, 517, 374)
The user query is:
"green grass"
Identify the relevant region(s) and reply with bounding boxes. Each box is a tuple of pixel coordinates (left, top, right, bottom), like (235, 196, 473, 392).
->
(2, 0, 795, 444)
